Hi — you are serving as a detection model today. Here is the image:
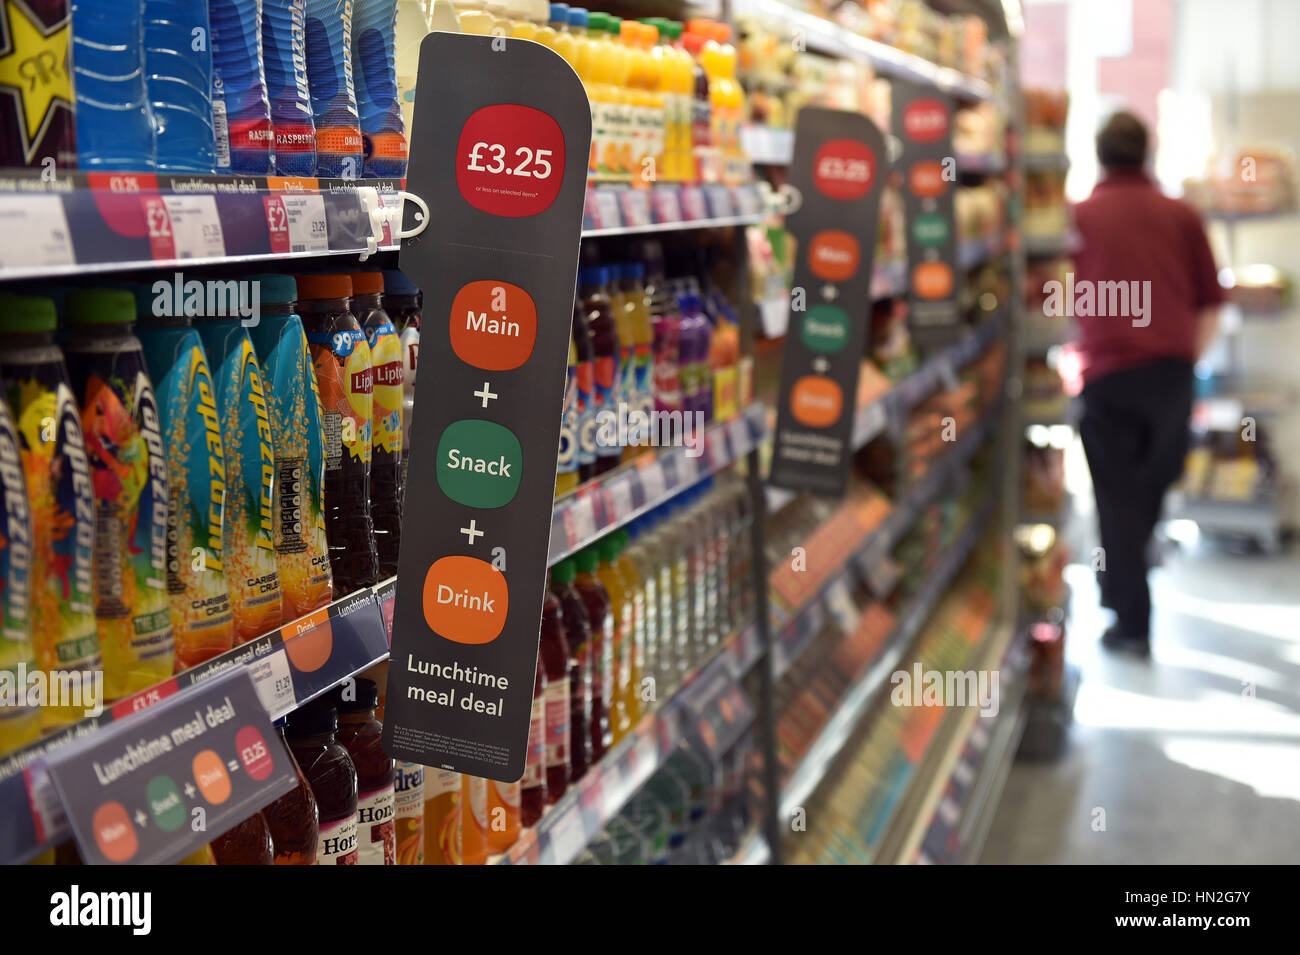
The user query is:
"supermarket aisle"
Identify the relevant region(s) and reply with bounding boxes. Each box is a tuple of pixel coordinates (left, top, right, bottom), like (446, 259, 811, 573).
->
(982, 544, 1300, 864)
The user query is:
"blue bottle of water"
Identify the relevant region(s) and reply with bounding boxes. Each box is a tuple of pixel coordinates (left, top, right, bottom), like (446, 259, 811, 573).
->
(208, 0, 275, 174)
(70, 0, 156, 171)
(303, 0, 364, 179)
(262, 0, 318, 176)
(352, 0, 407, 178)
(144, 0, 217, 173)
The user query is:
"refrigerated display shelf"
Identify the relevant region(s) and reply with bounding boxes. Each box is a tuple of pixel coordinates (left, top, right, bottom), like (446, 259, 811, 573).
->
(581, 183, 766, 235)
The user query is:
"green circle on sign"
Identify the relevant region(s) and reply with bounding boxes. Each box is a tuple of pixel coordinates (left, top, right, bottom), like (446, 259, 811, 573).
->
(437, 419, 524, 509)
(146, 776, 186, 832)
(801, 305, 850, 355)
(912, 213, 950, 247)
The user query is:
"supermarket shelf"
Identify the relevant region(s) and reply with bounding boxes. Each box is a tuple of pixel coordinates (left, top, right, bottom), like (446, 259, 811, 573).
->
(772, 409, 998, 678)
(741, 125, 795, 166)
(956, 154, 1008, 176)
(548, 403, 767, 566)
(496, 622, 764, 865)
(581, 183, 765, 236)
(777, 491, 997, 820)
(0, 171, 406, 280)
(1022, 152, 1071, 172)
(733, 0, 996, 102)
(0, 581, 396, 864)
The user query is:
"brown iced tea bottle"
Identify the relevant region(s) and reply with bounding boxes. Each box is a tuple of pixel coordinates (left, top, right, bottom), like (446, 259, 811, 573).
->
(334, 678, 396, 865)
(263, 723, 320, 864)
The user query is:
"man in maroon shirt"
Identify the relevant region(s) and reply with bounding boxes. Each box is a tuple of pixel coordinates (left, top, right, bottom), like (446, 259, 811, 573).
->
(1071, 112, 1224, 656)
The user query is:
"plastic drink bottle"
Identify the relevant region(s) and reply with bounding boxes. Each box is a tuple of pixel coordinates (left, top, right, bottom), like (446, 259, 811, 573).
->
(295, 273, 379, 595)
(422, 767, 461, 864)
(679, 28, 712, 183)
(194, 305, 283, 643)
(0, 0, 75, 170)
(570, 298, 596, 483)
(709, 301, 740, 421)
(303, 0, 365, 177)
(353, 0, 409, 177)
(613, 527, 645, 717)
(144, 0, 217, 173)
(572, 546, 612, 758)
(351, 273, 402, 579)
(549, 560, 590, 780)
(547, 4, 575, 64)
(460, 774, 488, 865)
(595, 533, 636, 738)
(622, 262, 654, 454)
(63, 290, 174, 699)
(245, 274, 333, 619)
(520, 650, 546, 825)
(285, 700, 360, 864)
(454, 0, 493, 35)
(207, 0, 275, 173)
(392, 760, 424, 864)
(585, 12, 617, 177)
(69, 0, 155, 171)
(577, 267, 622, 474)
(0, 371, 37, 755)
(678, 293, 712, 422)
(135, 305, 236, 668)
(0, 295, 99, 727)
(210, 812, 274, 864)
(606, 15, 633, 176)
(262, 0, 318, 176)
(505, 0, 534, 38)
(486, 778, 520, 853)
(608, 265, 637, 462)
(334, 678, 395, 865)
(393, 0, 431, 137)
(263, 723, 320, 863)
(428, 0, 461, 33)
(538, 588, 570, 802)
(381, 269, 420, 501)
(555, 335, 580, 497)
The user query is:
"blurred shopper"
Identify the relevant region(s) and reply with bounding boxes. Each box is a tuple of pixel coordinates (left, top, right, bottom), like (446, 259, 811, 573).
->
(1072, 111, 1224, 656)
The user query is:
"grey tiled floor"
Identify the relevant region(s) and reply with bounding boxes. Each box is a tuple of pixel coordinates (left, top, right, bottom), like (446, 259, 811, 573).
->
(980, 543, 1300, 864)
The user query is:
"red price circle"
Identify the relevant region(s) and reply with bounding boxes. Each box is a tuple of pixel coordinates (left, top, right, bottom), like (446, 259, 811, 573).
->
(236, 725, 275, 781)
(812, 139, 876, 200)
(902, 98, 950, 143)
(456, 104, 566, 218)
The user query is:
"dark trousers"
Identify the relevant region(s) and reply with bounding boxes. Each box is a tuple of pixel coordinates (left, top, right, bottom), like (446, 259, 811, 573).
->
(1078, 358, 1194, 639)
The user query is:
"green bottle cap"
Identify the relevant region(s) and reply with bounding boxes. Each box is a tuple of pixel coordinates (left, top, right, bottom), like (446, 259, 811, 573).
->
(597, 533, 621, 562)
(574, 547, 600, 573)
(0, 292, 57, 333)
(65, 288, 137, 326)
(551, 559, 576, 585)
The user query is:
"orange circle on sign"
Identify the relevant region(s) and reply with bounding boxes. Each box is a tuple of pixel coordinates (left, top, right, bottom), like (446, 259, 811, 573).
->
(913, 262, 954, 300)
(807, 230, 861, 282)
(909, 161, 948, 199)
(193, 749, 232, 805)
(790, 376, 843, 428)
(92, 801, 138, 862)
(283, 609, 334, 673)
(423, 556, 509, 645)
(449, 280, 538, 371)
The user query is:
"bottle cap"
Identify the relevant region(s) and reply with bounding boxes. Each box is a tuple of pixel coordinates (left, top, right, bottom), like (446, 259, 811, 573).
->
(295, 273, 352, 300)
(567, 6, 587, 28)
(551, 559, 576, 585)
(284, 698, 338, 735)
(549, 3, 568, 24)
(574, 547, 600, 573)
(0, 292, 57, 333)
(64, 288, 136, 326)
(586, 10, 605, 30)
(335, 677, 380, 712)
(246, 273, 297, 306)
(381, 269, 420, 296)
(349, 271, 385, 296)
(606, 14, 622, 33)
(597, 533, 620, 562)
(614, 527, 631, 550)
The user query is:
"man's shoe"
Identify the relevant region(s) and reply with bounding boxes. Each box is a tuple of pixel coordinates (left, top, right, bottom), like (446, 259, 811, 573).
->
(1101, 625, 1150, 657)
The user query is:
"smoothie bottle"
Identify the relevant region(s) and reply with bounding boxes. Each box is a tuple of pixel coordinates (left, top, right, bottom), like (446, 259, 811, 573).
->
(0, 365, 37, 753)
(284, 699, 360, 864)
(262, 723, 320, 864)
(549, 559, 591, 781)
(0, 294, 101, 725)
(334, 677, 395, 864)
(422, 767, 462, 864)
(573, 546, 613, 759)
(135, 303, 236, 669)
(296, 274, 379, 595)
(245, 274, 334, 619)
(351, 272, 403, 579)
(63, 289, 175, 698)
(193, 302, 284, 643)
(538, 589, 570, 802)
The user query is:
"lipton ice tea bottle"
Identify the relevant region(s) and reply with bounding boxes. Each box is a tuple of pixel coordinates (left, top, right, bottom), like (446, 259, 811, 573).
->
(423, 768, 462, 864)
(263, 722, 320, 863)
(549, 560, 590, 780)
(521, 647, 546, 825)
(135, 300, 236, 669)
(210, 811, 274, 864)
(334, 678, 395, 864)
(460, 774, 488, 865)
(595, 533, 636, 739)
(351, 272, 403, 579)
(192, 298, 284, 645)
(572, 546, 613, 759)
(296, 274, 379, 595)
(0, 294, 100, 727)
(62, 289, 175, 698)
(486, 777, 520, 854)
(380, 269, 420, 503)
(284, 700, 360, 864)
(245, 275, 334, 619)
(0, 367, 37, 755)
(539, 588, 571, 802)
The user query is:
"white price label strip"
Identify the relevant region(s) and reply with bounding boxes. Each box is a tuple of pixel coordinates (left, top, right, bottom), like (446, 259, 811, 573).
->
(247, 648, 295, 718)
(162, 195, 225, 259)
(0, 195, 75, 270)
(604, 478, 634, 523)
(565, 495, 598, 549)
(729, 415, 751, 457)
(281, 194, 330, 253)
(638, 459, 667, 502)
(549, 806, 587, 863)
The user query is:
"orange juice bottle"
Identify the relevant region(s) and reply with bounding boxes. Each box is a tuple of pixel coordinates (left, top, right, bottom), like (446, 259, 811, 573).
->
(638, 22, 666, 183)
(707, 23, 744, 183)
(604, 15, 633, 177)
(546, 4, 576, 65)
(586, 12, 616, 177)
(461, 774, 489, 865)
(422, 768, 461, 864)
(595, 534, 637, 740)
(619, 19, 647, 179)
(486, 779, 521, 854)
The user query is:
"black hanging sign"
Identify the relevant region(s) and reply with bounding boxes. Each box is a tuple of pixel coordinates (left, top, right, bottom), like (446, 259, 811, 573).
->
(383, 33, 591, 781)
(768, 107, 888, 497)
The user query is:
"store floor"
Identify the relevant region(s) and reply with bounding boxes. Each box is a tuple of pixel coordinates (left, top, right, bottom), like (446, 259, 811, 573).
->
(980, 539, 1300, 864)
